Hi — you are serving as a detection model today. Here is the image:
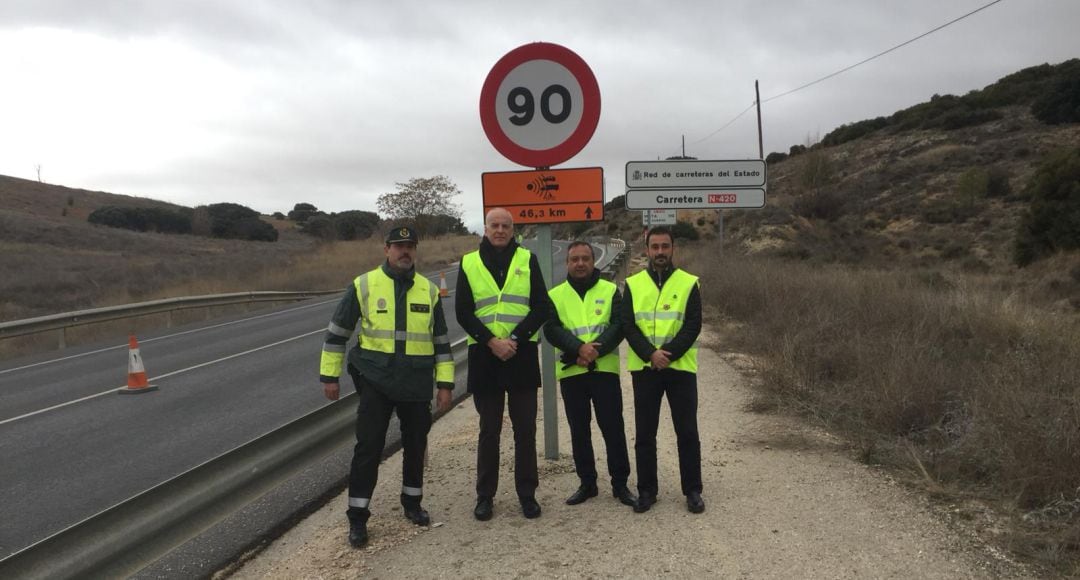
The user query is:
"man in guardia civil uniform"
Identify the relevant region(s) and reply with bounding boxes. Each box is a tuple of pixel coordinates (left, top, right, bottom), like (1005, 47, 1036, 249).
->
(319, 226, 454, 547)
(544, 241, 636, 508)
(620, 226, 705, 515)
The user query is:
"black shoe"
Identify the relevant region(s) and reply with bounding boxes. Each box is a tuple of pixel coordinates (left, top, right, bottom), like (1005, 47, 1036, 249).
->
(686, 491, 706, 514)
(613, 486, 638, 507)
(404, 504, 430, 526)
(565, 484, 599, 505)
(474, 496, 493, 521)
(348, 522, 368, 547)
(633, 491, 656, 513)
(520, 497, 542, 519)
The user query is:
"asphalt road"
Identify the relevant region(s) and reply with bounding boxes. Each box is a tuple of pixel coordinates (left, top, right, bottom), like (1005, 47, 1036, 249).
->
(0, 239, 605, 562)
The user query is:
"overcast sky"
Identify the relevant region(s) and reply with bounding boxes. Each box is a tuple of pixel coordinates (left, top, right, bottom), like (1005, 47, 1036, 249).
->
(1, 0, 1077, 232)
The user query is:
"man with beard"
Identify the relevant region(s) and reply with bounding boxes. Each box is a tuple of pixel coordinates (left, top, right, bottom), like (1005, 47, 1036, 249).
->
(544, 241, 636, 508)
(456, 208, 549, 521)
(620, 226, 705, 515)
(319, 226, 454, 547)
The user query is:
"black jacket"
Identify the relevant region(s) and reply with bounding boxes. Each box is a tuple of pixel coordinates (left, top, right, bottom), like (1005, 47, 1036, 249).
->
(455, 238, 549, 392)
(619, 264, 702, 368)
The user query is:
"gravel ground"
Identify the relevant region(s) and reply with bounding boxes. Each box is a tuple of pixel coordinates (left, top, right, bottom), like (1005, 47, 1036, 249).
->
(223, 327, 1035, 579)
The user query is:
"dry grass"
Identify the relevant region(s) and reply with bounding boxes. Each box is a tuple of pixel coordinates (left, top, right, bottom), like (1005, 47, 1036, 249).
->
(679, 242, 1080, 573)
(0, 226, 479, 358)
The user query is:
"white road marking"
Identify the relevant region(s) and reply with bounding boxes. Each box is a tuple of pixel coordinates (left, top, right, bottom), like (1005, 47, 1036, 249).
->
(0, 329, 324, 427)
(0, 299, 336, 375)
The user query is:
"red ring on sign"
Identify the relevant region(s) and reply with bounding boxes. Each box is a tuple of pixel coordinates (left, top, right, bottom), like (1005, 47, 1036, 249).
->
(479, 42, 601, 168)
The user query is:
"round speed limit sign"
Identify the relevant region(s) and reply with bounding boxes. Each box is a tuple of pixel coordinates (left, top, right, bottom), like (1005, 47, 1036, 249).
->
(480, 43, 601, 168)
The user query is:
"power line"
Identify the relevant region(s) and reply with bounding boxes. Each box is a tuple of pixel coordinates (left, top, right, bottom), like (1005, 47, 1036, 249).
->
(685, 0, 1008, 151)
(762, 0, 1007, 104)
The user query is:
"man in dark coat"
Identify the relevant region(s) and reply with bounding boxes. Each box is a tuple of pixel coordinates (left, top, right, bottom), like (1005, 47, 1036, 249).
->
(455, 207, 549, 521)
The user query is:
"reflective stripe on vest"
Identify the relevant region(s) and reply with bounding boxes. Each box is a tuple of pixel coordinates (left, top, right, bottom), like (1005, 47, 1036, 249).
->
(462, 247, 537, 343)
(548, 278, 620, 380)
(626, 268, 699, 372)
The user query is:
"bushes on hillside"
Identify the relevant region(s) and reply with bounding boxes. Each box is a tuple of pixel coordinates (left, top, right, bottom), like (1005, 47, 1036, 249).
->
(1031, 62, 1080, 125)
(203, 203, 278, 242)
(1015, 147, 1080, 266)
(88, 206, 192, 234)
(671, 220, 699, 241)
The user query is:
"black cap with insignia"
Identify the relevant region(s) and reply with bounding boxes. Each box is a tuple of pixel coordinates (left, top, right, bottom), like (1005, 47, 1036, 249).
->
(386, 225, 419, 244)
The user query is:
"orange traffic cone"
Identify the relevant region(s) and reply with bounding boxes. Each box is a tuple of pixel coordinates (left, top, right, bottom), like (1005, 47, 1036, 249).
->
(119, 335, 158, 394)
(439, 271, 449, 298)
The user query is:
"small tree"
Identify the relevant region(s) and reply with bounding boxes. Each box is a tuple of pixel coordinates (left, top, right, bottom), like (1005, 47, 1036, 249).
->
(288, 202, 319, 223)
(376, 176, 463, 238)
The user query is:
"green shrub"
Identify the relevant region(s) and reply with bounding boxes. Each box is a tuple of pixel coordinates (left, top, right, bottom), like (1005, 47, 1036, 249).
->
(822, 116, 889, 146)
(765, 151, 788, 164)
(671, 220, 699, 241)
(87, 205, 192, 234)
(1015, 147, 1080, 266)
(793, 190, 847, 221)
(957, 168, 990, 202)
(1031, 71, 1080, 124)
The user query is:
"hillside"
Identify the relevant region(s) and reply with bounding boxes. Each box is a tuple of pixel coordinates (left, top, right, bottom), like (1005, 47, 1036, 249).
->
(0, 175, 315, 323)
(569, 61, 1080, 310)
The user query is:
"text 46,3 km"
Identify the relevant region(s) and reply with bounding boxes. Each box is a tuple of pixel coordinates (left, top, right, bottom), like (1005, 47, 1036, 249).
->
(519, 207, 567, 219)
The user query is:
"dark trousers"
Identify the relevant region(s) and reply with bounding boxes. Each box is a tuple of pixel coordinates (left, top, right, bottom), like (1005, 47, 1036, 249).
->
(473, 386, 538, 499)
(631, 369, 702, 496)
(347, 374, 431, 523)
(560, 372, 631, 489)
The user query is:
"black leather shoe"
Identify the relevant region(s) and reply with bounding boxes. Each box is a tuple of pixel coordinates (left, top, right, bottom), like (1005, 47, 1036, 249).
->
(686, 491, 706, 514)
(565, 484, 599, 505)
(474, 496, 493, 521)
(633, 491, 656, 513)
(348, 522, 368, 547)
(404, 505, 430, 526)
(613, 486, 638, 507)
(520, 497, 542, 519)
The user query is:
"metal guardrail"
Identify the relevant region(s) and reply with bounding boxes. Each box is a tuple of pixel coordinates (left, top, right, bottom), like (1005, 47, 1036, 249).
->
(0, 291, 341, 348)
(0, 338, 468, 580)
(0, 240, 630, 578)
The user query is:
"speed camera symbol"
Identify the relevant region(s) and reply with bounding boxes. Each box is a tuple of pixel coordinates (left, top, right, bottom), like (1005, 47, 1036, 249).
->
(526, 175, 559, 200)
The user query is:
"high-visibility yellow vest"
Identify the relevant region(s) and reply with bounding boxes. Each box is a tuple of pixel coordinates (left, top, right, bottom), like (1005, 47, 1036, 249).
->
(548, 278, 620, 380)
(625, 268, 699, 373)
(354, 267, 454, 384)
(462, 247, 538, 344)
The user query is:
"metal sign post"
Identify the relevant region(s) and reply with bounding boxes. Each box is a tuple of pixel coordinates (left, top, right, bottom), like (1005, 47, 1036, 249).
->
(535, 224, 557, 459)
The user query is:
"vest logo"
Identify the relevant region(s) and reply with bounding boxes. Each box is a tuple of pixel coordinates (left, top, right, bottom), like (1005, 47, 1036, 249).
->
(377, 298, 387, 310)
(594, 309, 602, 316)
(594, 298, 605, 304)
(663, 304, 671, 310)
(410, 303, 430, 313)
(514, 267, 523, 276)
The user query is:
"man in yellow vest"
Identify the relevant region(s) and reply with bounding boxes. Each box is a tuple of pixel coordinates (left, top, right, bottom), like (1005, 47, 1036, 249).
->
(319, 225, 454, 547)
(620, 226, 704, 514)
(455, 208, 549, 521)
(544, 241, 637, 508)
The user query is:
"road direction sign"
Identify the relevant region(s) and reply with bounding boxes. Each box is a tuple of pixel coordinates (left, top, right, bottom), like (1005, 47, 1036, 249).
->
(482, 166, 604, 224)
(480, 43, 601, 168)
(625, 188, 766, 210)
(642, 209, 677, 226)
(625, 159, 766, 190)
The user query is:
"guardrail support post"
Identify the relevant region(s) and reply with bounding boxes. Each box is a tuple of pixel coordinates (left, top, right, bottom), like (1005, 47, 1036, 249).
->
(58, 328, 66, 350)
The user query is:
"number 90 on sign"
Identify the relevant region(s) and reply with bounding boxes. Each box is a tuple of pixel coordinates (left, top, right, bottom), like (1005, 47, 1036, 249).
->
(496, 60, 584, 152)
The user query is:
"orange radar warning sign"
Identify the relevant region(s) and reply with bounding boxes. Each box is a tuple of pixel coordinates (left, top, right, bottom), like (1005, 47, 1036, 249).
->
(482, 167, 604, 225)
